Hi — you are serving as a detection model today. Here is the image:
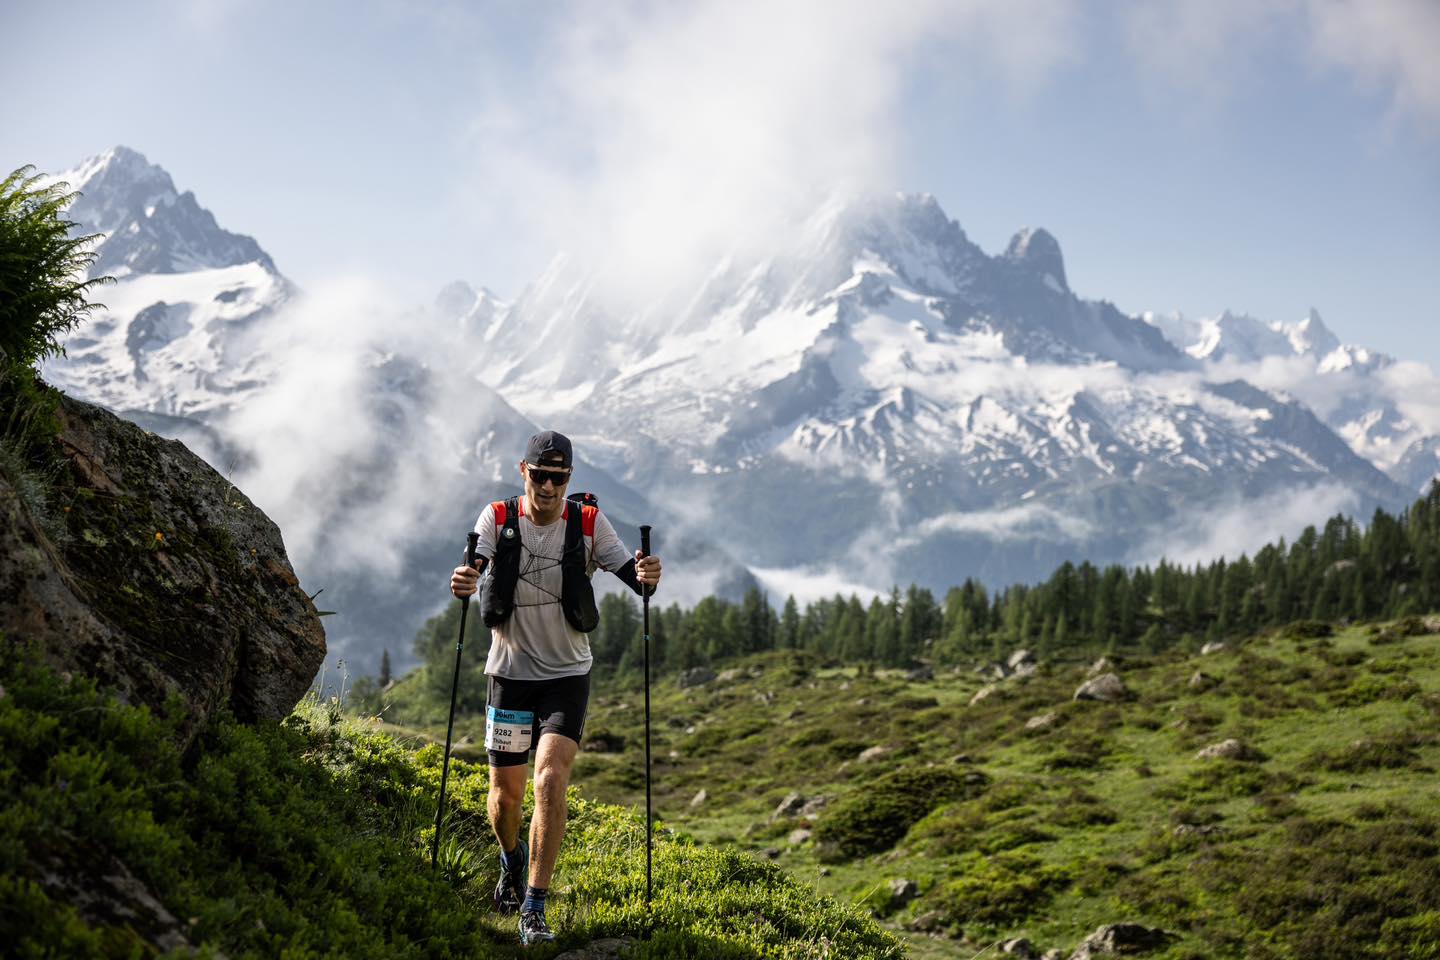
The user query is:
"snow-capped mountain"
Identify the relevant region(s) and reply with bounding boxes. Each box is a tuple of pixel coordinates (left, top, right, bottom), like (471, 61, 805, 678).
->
(41, 148, 1438, 667)
(40, 148, 750, 672)
(1142, 306, 1440, 482)
(458, 191, 1422, 592)
(38, 147, 288, 463)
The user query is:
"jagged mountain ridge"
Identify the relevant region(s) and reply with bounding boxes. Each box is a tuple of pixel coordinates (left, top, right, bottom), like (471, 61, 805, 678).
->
(40, 147, 1436, 654)
(459, 191, 1418, 591)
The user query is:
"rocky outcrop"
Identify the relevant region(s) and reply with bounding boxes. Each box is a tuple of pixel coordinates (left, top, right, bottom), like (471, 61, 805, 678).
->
(1, 392, 325, 747)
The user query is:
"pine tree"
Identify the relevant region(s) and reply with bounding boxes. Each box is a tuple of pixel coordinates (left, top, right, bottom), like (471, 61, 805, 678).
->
(379, 649, 392, 687)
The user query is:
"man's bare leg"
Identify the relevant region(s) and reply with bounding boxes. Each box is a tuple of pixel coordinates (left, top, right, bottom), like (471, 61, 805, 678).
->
(528, 732, 579, 889)
(489, 762, 527, 852)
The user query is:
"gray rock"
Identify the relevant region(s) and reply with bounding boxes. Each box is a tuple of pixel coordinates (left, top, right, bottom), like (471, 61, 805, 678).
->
(716, 668, 746, 682)
(678, 667, 716, 688)
(888, 878, 919, 904)
(990, 664, 1010, 680)
(907, 910, 947, 933)
(1200, 641, 1228, 655)
(582, 730, 626, 753)
(1074, 673, 1128, 702)
(858, 744, 895, 762)
(1011, 661, 1039, 679)
(36, 836, 204, 956)
(970, 683, 1002, 705)
(689, 789, 708, 808)
(1088, 656, 1114, 677)
(1188, 671, 1216, 689)
(798, 795, 830, 817)
(1025, 712, 1059, 731)
(787, 828, 812, 846)
(1007, 648, 1036, 670)
(999, 938, 1042, 958)
(1068, 923, 1173, 957)
(1195, 738, 1258, 761)
(1043, 951, 1066, 960)
(906, 664, 934, 682)
(1173, 823, 1223, 838)
(771, 791, 806, 819)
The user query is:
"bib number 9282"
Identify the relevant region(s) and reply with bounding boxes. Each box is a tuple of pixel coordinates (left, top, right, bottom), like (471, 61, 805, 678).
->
(486, 706, 536, 754)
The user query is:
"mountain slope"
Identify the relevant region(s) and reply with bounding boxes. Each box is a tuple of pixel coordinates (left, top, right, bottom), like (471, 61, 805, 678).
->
(462, 192, 1415, 593)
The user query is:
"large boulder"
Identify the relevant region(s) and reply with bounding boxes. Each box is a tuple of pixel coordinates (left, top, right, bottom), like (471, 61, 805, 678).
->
(1, 393, 325, 747)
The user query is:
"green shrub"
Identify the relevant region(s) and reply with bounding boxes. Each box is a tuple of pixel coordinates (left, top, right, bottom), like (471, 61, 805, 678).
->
(1306, 731, 1431, 774)
(934, 851, 1070, 930)
(0, 166, 109, 373)
(813, 766, 985, 859)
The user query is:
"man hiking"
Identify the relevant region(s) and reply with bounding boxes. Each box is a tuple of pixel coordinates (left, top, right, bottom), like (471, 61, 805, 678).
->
(449, 430, 662, 946)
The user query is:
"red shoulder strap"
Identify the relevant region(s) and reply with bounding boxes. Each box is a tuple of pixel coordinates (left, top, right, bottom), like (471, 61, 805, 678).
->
(491, 500, 507, 526)
(582, 504, 598, 538)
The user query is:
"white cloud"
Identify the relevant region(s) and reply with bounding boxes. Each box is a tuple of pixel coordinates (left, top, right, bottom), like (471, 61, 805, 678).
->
(1303, 0, 1440, 130)
(913, 502, 1096, 543)
(751, 564, 885, 607)
(1116, 0, 1440, 131)
(1126, 481, 1358, 567)
(460, 0, 1083, 307)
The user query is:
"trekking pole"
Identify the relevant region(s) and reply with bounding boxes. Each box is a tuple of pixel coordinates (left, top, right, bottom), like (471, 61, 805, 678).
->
(432, 531, 480, 870)
(639, 524, 653, 909)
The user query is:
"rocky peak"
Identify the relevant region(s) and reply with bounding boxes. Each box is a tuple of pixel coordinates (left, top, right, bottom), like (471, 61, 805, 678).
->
(53, 145, 278, 278)
(1004, 226, 1067, 291)
(1289, 307, 1341, 357)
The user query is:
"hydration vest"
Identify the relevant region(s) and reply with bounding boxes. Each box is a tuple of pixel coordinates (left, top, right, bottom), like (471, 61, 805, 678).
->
(479, 492, 601, 633)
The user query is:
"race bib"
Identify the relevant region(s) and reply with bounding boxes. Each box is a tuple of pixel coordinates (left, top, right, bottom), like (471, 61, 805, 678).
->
(486, 706, 536, 754)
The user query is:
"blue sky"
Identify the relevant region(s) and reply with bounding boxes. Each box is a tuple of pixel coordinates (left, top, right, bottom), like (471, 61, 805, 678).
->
(4, 0, 1438, 369)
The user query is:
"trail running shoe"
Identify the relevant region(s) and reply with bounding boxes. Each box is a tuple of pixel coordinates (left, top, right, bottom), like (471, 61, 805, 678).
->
(518, 909, 556, 946)
(492, 839, 527, 916)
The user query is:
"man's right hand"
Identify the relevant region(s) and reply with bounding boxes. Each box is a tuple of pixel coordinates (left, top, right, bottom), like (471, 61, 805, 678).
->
(451, 564, 479, 598)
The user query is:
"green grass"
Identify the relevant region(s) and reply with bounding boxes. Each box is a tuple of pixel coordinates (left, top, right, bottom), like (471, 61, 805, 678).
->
(0, 637, 902, 958)
(559, 625, 1440, 959)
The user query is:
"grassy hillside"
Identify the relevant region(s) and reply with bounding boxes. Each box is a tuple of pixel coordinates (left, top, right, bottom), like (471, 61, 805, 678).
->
(475, 618, 1440, 959)
(0, 638, 902, 959)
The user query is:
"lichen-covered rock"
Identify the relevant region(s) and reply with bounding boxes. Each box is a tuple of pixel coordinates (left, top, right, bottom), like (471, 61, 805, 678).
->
(1, 393, 324, 747)
(1074, 673, 1129, 702)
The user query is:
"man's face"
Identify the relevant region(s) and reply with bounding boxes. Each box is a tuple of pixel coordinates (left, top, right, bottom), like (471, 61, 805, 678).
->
(521, 458, 571, 513)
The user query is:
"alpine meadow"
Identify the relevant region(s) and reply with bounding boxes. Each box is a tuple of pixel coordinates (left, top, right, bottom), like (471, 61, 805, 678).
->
(6, 3, 1440, 954)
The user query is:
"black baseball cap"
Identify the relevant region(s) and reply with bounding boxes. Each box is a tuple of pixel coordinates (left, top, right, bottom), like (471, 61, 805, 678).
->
(525, 430, 573, 468)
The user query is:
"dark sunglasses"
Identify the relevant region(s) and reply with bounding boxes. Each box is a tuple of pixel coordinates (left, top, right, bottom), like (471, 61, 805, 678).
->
(527, 466, 571, 487)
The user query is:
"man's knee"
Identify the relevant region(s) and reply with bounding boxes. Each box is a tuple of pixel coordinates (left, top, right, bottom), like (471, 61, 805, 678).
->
(490, 767, 526, 809)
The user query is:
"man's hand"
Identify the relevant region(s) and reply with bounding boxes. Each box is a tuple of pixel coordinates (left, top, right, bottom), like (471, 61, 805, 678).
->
(634, 550, 662, 588)
(451, 564, 479, 598)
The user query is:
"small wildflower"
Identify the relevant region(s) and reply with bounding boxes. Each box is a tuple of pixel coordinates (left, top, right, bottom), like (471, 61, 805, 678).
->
(63, 506, 71, 513)
(155, 531, 165, 542)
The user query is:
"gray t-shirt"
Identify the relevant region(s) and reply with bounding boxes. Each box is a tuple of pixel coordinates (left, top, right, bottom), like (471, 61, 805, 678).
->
(473, 498, 633, 680)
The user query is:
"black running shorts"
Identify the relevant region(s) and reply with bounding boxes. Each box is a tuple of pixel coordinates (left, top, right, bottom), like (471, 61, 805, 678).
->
(485, 671, 592, 767)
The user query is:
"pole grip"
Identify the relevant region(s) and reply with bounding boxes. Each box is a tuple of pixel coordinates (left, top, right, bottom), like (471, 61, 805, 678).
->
(638, 525, 652, 600)
(465, 531, 480, 569)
